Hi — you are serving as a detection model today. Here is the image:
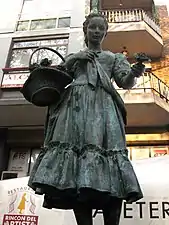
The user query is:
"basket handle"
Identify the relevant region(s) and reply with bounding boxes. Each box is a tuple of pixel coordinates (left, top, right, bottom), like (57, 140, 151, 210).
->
(29, 47, 66, 68)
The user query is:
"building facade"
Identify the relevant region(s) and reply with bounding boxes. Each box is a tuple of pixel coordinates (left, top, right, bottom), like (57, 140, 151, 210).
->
(0, 0, 169, 180)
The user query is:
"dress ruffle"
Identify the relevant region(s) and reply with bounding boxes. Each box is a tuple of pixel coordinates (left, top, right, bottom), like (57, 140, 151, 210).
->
(29, 141, 143, 209)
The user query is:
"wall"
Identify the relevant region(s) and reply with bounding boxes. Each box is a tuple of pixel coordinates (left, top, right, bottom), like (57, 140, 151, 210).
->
(151, 6, 169, 86)
(0, 36, 12, 83)
(20, 0, 72, 20)
(0, 0, 23, 83)
(68, 0, 86, 53)
(0, 129, 8, 175)
(0, 0, 23, 33)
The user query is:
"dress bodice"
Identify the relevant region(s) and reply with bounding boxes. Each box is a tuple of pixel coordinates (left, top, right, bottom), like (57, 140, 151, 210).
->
(73, 51, 116, 83)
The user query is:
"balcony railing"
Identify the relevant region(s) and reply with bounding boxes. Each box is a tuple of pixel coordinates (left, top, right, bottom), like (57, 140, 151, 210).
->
(1, 68, 169, 104)
(114, 72, 169, 103)
(100, 9, 161, 36)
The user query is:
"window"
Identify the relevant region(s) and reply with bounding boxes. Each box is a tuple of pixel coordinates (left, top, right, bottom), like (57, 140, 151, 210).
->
(30, 18, 56, 30)
(1, 37, 69, 88)
(17, 21, 29, 31)
(58, 17, 71, 28)
(16, 17, 71, 31)
(129, 146, 169, 160)
(9, 38, 69, 68)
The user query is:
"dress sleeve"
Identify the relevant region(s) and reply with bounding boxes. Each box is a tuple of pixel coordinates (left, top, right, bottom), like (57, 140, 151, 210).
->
(60, 53, 76, 77)
(112, 53, 136, 89)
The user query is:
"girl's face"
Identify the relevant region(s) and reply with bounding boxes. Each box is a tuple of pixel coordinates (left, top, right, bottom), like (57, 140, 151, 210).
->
(86, 16, 107, 45)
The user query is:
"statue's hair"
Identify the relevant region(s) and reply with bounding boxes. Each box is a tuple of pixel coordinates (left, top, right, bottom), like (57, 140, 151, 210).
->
(83, 13, 108, 46)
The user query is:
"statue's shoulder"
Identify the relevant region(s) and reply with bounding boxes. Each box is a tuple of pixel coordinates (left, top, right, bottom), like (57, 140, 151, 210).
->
(114, 52, 126, 59)
(102, 50, 115, 59)
(103, 50, 115, 57)
(104, 51, 126, 59)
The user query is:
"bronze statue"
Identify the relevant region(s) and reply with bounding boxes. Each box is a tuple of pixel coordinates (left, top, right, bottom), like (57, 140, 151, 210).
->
(25, 13, 145, 225)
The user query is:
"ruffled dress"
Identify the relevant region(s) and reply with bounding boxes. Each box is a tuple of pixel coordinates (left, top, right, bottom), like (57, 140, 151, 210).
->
(28, 50, 143, 209)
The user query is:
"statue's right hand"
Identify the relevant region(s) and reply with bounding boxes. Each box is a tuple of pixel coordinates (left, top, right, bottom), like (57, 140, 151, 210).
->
(29, 63, 39, 72)
(75, 51, 97, 62)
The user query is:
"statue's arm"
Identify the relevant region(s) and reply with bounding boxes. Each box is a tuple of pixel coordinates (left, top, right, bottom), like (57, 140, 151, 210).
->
(112, 53, 145, 89)
(59, 53, 79, 77)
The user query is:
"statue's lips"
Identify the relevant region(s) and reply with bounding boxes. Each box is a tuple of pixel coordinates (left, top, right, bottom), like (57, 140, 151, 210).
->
(92, 35, 101, 39)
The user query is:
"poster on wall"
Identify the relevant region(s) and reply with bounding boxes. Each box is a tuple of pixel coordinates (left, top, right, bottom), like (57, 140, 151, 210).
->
(8, 149, 31, 173)
(130, 147, 150, 160)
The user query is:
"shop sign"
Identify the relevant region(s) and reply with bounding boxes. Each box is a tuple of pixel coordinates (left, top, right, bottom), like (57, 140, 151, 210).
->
(8, 150, 30, 173)
(2, 214, 38, 225)
(1, 73, 29, 88)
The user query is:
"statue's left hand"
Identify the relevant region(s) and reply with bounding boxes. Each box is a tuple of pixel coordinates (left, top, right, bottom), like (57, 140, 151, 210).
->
(131, 63, 145, 78)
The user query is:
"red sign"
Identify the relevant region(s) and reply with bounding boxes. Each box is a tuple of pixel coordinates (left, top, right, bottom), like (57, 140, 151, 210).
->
(153, 149, 167, 157)
(2, 214, 38, 225)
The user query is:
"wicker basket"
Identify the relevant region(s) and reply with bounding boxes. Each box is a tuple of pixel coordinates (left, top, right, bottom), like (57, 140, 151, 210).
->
(20, 47, 73, 107)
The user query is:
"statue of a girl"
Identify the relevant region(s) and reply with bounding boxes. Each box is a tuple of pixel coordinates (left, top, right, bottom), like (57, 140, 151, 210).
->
(28, 13, 144, 225)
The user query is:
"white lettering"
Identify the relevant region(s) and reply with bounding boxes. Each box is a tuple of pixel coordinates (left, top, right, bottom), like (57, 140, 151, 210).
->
(27, 217, 36, 222)
(8, 216, 26, 221)
(25, 222, 31, 225)
(8, 221, 31, 225)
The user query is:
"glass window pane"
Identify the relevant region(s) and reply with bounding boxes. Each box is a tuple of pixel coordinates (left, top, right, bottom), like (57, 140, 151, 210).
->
(31, 47, 66, 65)
(58, 17, 71, 28)
(30, 19, 56, 30)
(9, 38, 68, 68)
(56, 45, 67, 57)
(9, 49, 34, 68)
(43, 19, 56, 29)
(30, 20, 43, 30)
(16, 21, 29, 31)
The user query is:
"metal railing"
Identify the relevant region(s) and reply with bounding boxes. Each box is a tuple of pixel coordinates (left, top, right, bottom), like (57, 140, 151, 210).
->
(100, 9, 161, 36)
(115, 72, 169, 103)
(1, 68, 169, 103)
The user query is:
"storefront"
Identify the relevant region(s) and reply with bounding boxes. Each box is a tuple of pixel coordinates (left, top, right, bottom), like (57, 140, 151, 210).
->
(1, 131, 169, 180)
(128, 145, 169, 160)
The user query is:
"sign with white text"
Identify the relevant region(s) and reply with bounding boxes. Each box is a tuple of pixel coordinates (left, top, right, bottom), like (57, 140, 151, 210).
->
(1, 73, 29, 88)
(0, 156, 169, 225)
